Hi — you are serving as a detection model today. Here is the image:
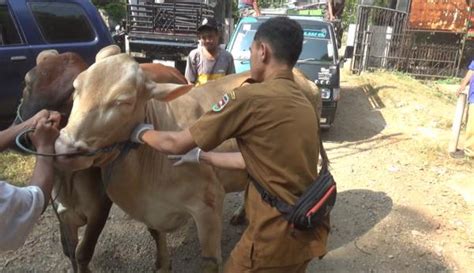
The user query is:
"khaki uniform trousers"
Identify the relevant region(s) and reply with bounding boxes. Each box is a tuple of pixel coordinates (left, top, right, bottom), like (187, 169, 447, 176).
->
(465, 104, 474, 157)
(224, 256, 311, 273)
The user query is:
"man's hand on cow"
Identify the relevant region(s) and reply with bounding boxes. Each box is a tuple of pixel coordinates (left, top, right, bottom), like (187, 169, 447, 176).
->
(168, 148, 202, 166)
(24, 109, 47, 128)
(131, 123, 154, 144)
(25, 110, 61, 128)
(30, 117, 60, 152)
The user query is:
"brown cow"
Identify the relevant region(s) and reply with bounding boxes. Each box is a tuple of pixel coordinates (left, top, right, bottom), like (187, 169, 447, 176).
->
(16, 50, 110, 273)
(17, 49, 188, 273)
(54, 45, 321, 272)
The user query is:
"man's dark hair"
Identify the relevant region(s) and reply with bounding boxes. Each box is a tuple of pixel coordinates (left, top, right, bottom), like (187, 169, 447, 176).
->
(198, 27, 218, 36)
(254, 17, 303, 67)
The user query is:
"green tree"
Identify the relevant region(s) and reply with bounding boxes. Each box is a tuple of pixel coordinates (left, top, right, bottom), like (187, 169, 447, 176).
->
(92, 0, 126, 22)
(343, 0, 359, 25)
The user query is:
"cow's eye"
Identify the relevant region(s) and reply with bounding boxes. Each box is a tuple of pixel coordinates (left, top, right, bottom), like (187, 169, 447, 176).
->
(114, 100, 133, 106)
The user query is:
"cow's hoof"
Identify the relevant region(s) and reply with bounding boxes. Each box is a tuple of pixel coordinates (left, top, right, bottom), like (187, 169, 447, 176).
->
(77, 265, 92, 273)
(201, 257, 220, 273)
(230, 210, 247, 226)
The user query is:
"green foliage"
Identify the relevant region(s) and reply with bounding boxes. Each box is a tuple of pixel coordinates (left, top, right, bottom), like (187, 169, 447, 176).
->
(233, 0, 363, 29)
(342, 0, 359, 25)
(258, 0, 286, 8)
(92, 0, 126, 22)
(104, 2, 126, 22)
(255, 0, 361, 28)
(435, 77, 462, 85)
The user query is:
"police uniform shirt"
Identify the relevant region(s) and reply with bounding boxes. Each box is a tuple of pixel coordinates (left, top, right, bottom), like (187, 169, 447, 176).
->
(189, 71, 328, 267)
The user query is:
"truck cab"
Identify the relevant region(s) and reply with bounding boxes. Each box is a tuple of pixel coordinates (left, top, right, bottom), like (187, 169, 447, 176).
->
(0, 0, 113, 129)
(227, 15, 341, 128)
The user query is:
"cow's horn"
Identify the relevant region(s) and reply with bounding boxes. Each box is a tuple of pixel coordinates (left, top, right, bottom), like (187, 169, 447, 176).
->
(36, 49, 59, 65)
(95, 45, 121, 62)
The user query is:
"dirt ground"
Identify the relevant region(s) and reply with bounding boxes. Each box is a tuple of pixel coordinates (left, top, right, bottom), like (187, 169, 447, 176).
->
(1, 70, 473, 273)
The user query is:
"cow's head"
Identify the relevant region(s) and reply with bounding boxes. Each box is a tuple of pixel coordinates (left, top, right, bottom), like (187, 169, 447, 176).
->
(55, 45, 191, 171)
(18, 50, 87, 126)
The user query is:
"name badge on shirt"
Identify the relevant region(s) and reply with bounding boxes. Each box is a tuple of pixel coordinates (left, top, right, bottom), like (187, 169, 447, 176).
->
(212, 94, 230, 112)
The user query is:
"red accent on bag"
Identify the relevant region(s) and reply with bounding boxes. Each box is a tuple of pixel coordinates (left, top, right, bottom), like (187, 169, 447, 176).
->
(305, 185, 336, 217)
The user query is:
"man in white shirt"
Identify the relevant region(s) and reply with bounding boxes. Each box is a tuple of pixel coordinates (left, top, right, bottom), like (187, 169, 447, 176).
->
(0, 110, 60, 252)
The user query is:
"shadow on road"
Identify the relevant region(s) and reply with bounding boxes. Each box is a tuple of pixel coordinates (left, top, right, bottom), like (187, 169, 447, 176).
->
(329, 189, 392, 251)
(309, 190, 451, 272)
(323, 85, 395, 142)
(325, 132, 410, 161)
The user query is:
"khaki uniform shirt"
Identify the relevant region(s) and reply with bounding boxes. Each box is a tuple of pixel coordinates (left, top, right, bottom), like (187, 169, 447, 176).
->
(190, 71, 329, 267)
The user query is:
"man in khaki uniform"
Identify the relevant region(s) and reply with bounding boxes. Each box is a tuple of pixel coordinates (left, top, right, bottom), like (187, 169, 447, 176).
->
(131, 17, 329, 272)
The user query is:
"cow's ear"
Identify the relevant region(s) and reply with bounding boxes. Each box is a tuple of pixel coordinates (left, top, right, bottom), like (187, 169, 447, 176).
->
(36, 49, 59, 64)
(146, 82, 194, 102)
(95, 45, 121, 62)
(73, 71, 86, 90)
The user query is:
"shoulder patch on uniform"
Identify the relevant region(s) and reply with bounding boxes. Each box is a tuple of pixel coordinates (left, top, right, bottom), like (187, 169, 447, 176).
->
(212, 94, 230, 112)
(229, 90, 236, 100)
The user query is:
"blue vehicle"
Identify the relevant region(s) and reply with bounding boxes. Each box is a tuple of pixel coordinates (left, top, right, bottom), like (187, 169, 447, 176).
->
(227, 15, 343, 128)
(0, 0, 113, 129)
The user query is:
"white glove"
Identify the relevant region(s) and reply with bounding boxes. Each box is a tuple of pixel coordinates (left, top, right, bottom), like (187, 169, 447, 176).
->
(168, 148, 202, 166)
(130, 123, 154, 144)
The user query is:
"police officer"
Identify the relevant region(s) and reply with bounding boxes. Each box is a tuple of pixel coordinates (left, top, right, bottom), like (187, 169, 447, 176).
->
(131, 17, 329, 272)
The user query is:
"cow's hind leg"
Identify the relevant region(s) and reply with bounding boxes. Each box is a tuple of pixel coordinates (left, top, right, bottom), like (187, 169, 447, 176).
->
(148, 228, 172, 273)
(76, 197, 112, 273)
(192, 203, 224, 273)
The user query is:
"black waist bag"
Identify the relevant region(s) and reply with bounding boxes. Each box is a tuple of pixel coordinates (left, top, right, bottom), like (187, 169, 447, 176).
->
(250, 138, 336, 231)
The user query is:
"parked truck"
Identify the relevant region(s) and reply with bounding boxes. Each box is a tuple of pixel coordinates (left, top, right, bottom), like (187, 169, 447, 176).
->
(124, 0, 232, 73)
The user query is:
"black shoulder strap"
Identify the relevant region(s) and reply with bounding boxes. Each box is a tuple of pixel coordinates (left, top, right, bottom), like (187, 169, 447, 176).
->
(319, 135, 330, 173)
(250, 130, 329, 215)
(249, 175, 293, 215)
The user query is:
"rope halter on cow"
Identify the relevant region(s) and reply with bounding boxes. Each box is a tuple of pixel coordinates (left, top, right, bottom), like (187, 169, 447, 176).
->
(14, 99, 26, 124)
(15, 127, 135, 157)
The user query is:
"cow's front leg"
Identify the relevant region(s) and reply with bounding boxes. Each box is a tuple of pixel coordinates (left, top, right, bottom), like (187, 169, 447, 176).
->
(76, 196, 112, 273)
(56, 203, 80, 272)
(148, 228, 171, 273)
(191, 202, 224, 273)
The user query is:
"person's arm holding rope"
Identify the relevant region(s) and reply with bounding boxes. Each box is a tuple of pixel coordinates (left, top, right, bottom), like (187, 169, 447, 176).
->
(0, 114, 60, 252)
(0, 110, 51, 151)
(28, 114, 61, 210)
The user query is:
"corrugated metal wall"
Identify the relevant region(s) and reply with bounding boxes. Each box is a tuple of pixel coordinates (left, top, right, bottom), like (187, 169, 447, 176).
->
(408, 0, 471, 32)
